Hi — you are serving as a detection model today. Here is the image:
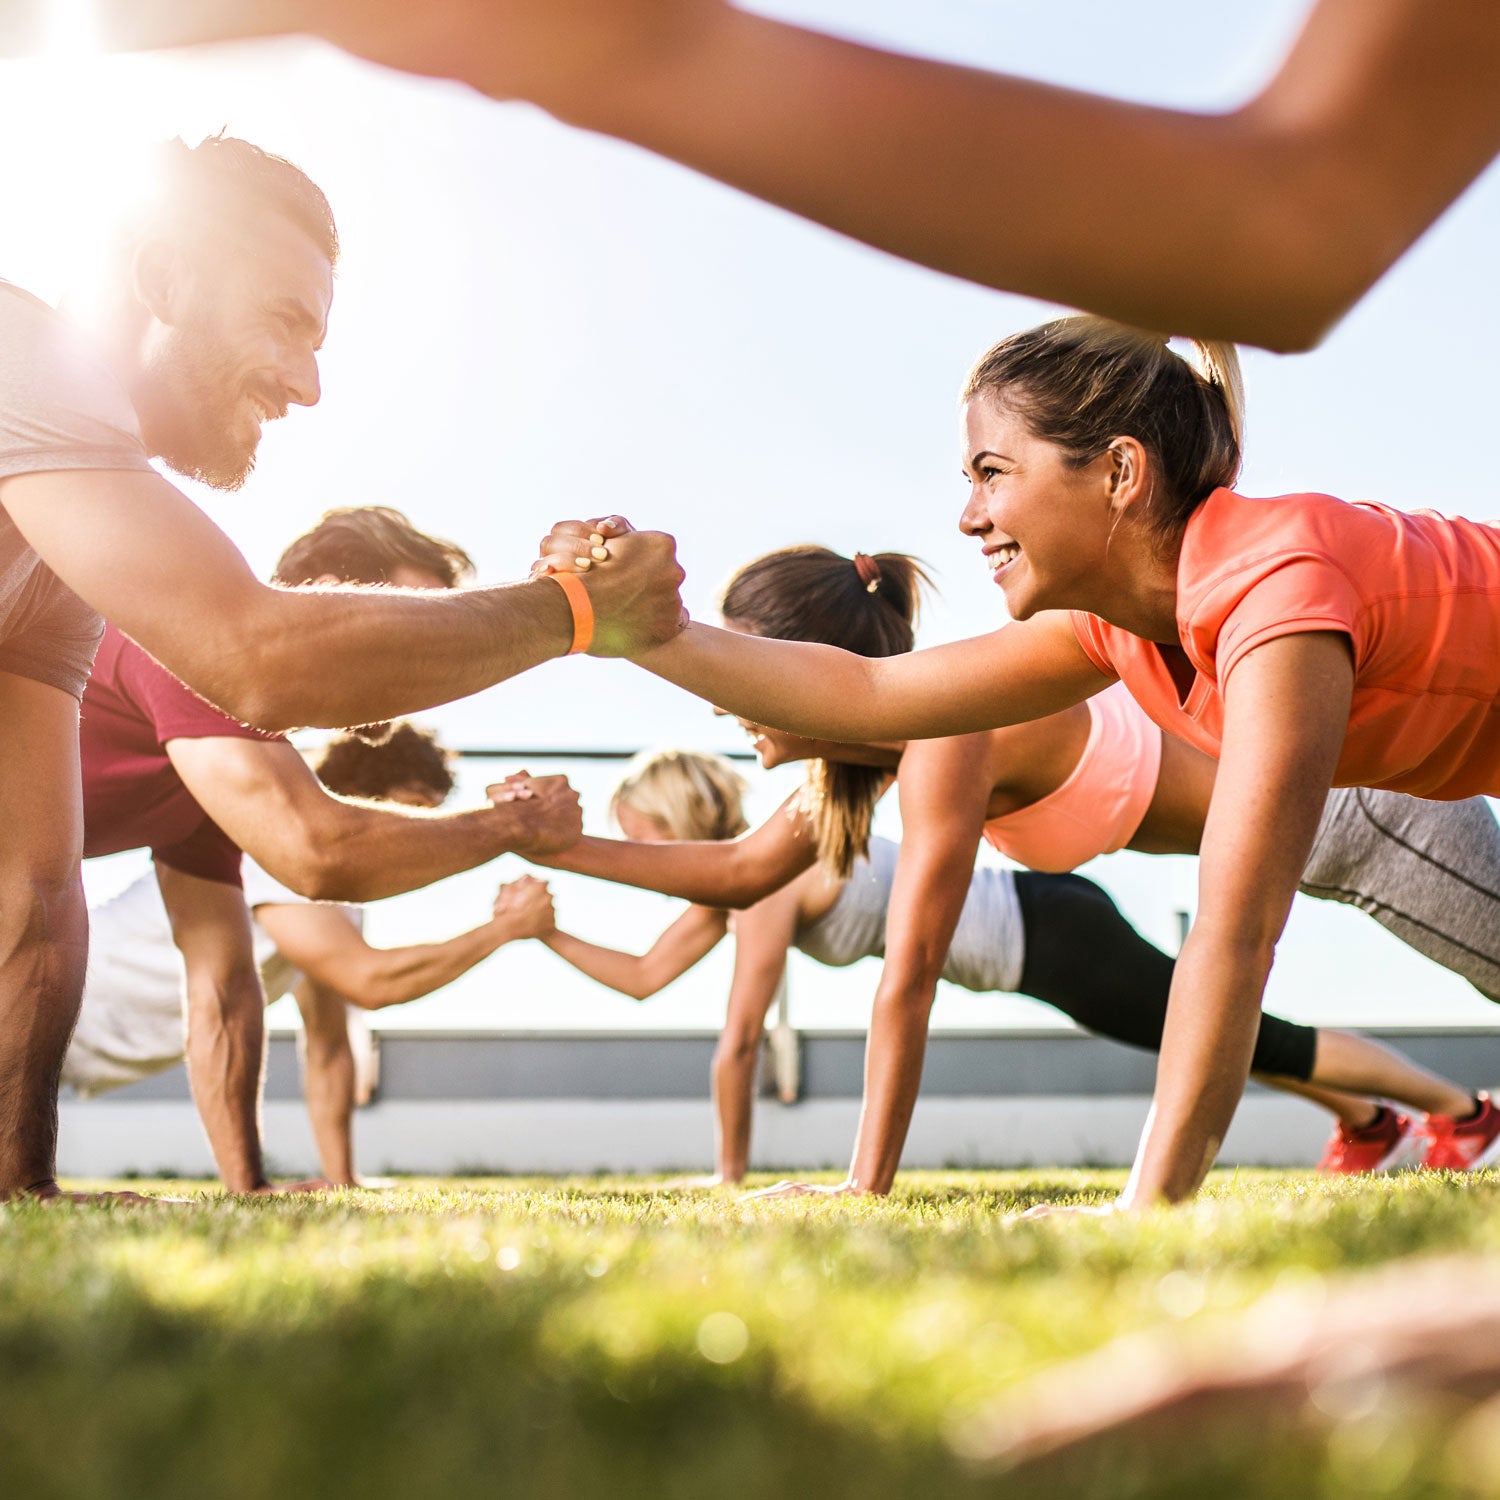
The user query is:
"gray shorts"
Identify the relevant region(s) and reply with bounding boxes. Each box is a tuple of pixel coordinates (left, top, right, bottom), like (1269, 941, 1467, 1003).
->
(1301, 787, 1500, 1002)
(0, 559, 102, 701)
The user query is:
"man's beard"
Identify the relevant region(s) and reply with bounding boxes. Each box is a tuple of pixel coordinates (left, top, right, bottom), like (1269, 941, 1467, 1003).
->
(142, 314, 265, 492)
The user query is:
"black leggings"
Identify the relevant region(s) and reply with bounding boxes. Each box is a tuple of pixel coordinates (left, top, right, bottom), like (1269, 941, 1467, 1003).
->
(1013, 871, 1318, 1081)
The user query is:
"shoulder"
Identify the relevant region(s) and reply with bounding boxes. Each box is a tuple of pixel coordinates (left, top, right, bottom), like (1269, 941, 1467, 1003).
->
(0, 285, 149, 463)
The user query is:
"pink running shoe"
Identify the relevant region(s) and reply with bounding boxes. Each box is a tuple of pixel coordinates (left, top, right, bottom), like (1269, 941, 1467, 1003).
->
(1421, 1093, 1500, 1171)
(1316, 1106, 1423, 1175)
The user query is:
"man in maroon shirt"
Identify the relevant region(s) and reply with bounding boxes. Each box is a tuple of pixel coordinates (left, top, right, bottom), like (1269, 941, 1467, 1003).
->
(80, 507, 582, 1193)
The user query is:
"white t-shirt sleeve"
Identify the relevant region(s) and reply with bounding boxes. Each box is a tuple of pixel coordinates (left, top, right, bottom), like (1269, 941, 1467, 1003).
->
(241, 858, 364, 933)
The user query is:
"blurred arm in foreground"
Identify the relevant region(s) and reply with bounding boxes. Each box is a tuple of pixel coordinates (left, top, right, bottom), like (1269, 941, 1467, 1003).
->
(76, 0, 1500, 352)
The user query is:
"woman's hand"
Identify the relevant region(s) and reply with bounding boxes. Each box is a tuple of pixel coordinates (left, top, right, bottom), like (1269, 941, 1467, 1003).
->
(1014, 1200, 1118, 1222)
(740, 1178, 863, 1202)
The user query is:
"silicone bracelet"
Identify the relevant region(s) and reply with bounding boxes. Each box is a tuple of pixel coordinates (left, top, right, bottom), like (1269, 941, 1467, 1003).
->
(546, 570, 594, 655)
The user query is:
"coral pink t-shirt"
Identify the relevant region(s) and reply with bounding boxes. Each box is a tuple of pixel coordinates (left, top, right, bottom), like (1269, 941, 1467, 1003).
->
(982, 684, 1162, 872)
(1071, 489, 1500, 800)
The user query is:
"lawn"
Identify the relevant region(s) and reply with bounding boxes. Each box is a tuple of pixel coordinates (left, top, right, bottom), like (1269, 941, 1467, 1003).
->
(4, 1169, 1499, 1500)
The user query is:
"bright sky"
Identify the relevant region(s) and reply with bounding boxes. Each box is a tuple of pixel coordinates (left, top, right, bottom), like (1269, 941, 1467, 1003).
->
(5, 1, 1500, 1033)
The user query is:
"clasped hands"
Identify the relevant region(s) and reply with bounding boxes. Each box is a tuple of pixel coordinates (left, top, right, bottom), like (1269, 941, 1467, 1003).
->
(532, 515, 689, 658)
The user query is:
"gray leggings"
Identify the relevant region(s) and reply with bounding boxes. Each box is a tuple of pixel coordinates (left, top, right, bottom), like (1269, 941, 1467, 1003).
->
(1300, 788, 1500, 1001)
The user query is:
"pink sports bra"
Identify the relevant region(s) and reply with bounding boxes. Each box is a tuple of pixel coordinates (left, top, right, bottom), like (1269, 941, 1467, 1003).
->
(982, 684, 1163, 873)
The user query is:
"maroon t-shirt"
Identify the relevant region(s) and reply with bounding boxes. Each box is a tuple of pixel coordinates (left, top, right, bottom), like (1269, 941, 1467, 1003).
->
(80, 625, 283, 886)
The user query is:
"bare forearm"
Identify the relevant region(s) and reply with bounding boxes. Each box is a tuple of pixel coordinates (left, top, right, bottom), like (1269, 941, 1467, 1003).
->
(197, 581, 572, 732)
(536, 834, 804, 909)
(848, 984, 938, 1195)
(1122, 930, 1271, 1206)
(302, 1036, 356, 1184)
(184, 980, 269, 1193)
(542, 930, 662, 1000)
(551, 5, 1488, 352)
(635, 624, 1088, 744)
(257, 803, 540, 904)
(712, 1042, 760, 1183)
(350, 922, 512, 1008)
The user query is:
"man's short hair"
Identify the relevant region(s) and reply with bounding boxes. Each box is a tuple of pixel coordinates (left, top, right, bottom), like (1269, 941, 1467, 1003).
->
(273, 506, 476, 589)
(155, 132, 339, 268)
(313, 722, 456, 803)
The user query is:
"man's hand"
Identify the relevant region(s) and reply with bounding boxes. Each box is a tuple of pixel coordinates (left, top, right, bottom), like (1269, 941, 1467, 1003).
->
(534, 517, 688, 657)
(14, 1185, 190, 1207)
(492, 875, 556, 939)
(487, 774, 582, 856)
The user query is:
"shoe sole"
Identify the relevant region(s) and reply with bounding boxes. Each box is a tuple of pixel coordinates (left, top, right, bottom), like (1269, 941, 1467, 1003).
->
(1376, 1131, 1428, 1173)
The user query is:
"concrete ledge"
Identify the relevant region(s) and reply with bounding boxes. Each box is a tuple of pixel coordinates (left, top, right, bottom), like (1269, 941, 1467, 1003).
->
(58, 1027, 1500, 1178)
(60, 1094, 1335, 1178)
(84, 1026, 1500, 1101)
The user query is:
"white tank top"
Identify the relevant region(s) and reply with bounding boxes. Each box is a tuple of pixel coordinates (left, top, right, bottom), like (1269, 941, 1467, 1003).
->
(794, 836, 1025, 993)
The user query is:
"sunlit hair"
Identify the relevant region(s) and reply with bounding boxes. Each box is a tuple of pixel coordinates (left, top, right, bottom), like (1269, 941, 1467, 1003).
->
(152, 132, 339, 269)
(720, 545, 931, 878)
(313, 722, 455, 804)
(273, 506, 476, 589)
(610, 749, 750, 844)
(962, 315, 1245, 550)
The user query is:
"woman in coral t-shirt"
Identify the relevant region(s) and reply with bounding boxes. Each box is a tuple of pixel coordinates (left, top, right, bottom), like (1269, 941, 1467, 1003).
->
(539, 316, 1500, 1209)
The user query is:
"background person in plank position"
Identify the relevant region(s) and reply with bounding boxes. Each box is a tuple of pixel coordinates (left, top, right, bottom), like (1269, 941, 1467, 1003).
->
(66, 724, 555, 1189)
(713, 545, 1500, 1187)
(78, 507, 582, 1193)
(0, 132, 681, 1202)
(536, 323, 1500, 1207)
(534, 739, 1489, 1186)
(89, 0, 1500, 352)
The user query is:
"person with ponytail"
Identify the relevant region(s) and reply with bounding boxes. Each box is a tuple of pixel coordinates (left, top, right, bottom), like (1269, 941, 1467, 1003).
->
(537, 315, 1500, 1207)
(533, 744, 1483, 1187)
(531, 541, 1500, 1187)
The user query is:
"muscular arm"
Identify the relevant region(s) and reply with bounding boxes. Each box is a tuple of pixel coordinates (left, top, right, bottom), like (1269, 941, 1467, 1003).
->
(255, 897, 540, 1009)
(94, 0, 1500, 351)
(154, 863, 269, 1192)
(1123, 632, 1353, 1206)
(634, 613, 1108, 744)
(713, 884, 801, 1183)
(845, 736, 995, 1194)
(165, 736, 576, 902)
(0, 469, 680, 730)
(542, 904, 728, 1001)
(531, 791, 817, 908)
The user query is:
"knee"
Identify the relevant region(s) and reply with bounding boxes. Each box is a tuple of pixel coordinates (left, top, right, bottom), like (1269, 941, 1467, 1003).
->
(0, 860, 84, 944)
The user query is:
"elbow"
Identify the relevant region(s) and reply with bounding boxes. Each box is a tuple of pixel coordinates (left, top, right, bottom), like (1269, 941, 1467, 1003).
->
(265, 817, 380, 904)
(190, 596, 322, 733)
(1211, 118, 1400, 353)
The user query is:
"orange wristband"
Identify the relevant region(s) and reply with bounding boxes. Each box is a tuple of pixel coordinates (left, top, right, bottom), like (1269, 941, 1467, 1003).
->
(546, 570, 594, 655)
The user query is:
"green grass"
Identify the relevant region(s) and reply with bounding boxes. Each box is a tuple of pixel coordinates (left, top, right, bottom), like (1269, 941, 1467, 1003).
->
(4, 1169, 1499, 1500)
